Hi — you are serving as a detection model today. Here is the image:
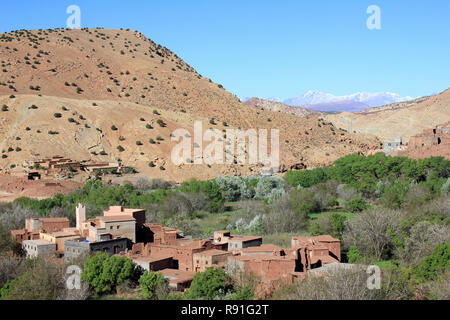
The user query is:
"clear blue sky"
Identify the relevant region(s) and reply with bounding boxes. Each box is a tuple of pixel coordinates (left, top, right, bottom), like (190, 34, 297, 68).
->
(1, 0, 449, 99)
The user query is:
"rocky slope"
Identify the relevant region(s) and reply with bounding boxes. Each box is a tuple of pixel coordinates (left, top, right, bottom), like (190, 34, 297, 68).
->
(0, 28, 381, 181)
(325, 88, 450, 143)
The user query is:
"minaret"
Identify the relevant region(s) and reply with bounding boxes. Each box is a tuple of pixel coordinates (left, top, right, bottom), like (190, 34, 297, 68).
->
(76, 203, 86, 232)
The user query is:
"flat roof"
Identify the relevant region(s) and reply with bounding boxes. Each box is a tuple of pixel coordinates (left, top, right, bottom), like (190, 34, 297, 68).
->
(23, 239, 55, 246)
(97, 215, 136, 222)
(133, 254, 174, 263)
(229, 235, 262, 242)
(27, 217, 69, 223)
(231, 254, 291, 262)
(159, 269, 195, 283)
(240, 244, 282, 252)
(193, 249, 230, 257)
(43, 231, 79, 238)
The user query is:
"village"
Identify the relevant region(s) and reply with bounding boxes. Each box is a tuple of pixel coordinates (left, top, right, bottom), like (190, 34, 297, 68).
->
(11, 203, 343, 295)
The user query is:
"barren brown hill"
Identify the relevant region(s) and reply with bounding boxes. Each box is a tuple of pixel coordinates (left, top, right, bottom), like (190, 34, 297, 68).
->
(245, 98, 321, 117)
(325, 88, 450, 143)
(0, 28, 381, 181)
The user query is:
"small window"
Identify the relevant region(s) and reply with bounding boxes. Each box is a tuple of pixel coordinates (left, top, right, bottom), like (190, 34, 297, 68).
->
(117, 226, 120, 230)
(110, 226, 113, 230)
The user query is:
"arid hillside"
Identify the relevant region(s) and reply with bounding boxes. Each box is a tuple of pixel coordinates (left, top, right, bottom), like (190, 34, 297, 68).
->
(325, 89, 450, 143)
(244, 98, 321, 117)
(0, 28, 381, 181)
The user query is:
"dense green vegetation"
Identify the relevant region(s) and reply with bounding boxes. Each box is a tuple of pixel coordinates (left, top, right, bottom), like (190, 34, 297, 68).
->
(0, 153, 449, 300)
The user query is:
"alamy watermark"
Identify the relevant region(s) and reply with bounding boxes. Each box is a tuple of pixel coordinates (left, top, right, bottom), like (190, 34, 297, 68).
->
(66, 265, 82, 290)
(366, 265, 381, 289)
(170, 121, 280, 175)
(66, 5, 81, 29)
(367, 5, 381, 30)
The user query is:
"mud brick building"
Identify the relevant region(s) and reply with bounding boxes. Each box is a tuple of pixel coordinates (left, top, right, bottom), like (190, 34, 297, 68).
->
(76, 204, 139, 243)
(159, 269, 195, 291)
(64, 236, 129, 262)
(193, 249, 232, 272)
(132, 254, 175, 272)
(393, 122, 450, 160)
(11, 217, 70, 244)
(22, 239, 57, 258)
(40, 229, 81, 256)
(213, 231, 263, 250)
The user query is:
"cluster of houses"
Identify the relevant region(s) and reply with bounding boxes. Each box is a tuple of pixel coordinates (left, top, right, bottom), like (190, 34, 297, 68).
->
(11, 204, 342, 296)
(367, 122, 450, 160)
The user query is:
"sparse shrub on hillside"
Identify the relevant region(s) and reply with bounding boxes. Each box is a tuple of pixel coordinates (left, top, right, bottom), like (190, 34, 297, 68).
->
(117, 145, 125, 152)
(159, 166, 165, 171)
(111, 125, 118, 131)
(149, 139, 156, 144)
(1, 105, 8, 112)
(48, 131, 59, 135)
(148, 162, 156, 168)
(136, 141, 143, 146)
(146, 124, 153, 129)
(157, 119, 166, 127)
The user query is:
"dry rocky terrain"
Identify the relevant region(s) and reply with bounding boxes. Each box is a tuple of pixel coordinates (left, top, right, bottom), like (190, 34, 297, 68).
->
(324, 89, 450, 143)
(0, 28, 381, 187)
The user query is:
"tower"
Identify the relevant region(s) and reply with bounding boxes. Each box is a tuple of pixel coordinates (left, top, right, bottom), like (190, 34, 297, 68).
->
(76, 203, 86, 232)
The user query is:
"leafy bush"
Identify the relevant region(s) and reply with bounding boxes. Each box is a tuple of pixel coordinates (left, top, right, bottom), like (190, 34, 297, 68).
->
(139, 271, 168, 300)
(347, 198, 367, 212)
(414, 243, 450, 283)
(81, 252, 136, 294)
(183, 267, 232, 300)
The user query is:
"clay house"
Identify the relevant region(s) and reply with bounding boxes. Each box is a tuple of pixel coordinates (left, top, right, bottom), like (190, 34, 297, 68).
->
(193, 249, 232, 272)
(132, 254, 175, 272)
(76, 204, 140, 244)
(39, 230, 81, 257)
(226, 254, 296, 285)
(22, 239, 57, 259)
(394, 122, 450, 160)
(64, 236, 129, 263)
(213, 231, 263, 251)
(142, 223, 184, 245)
(238, 244, 284, 257)
(159, 269, 195, 292)
(290, 235, 341, 272)
(149, 239, 221, 272)
(384, 136, 404, 155)
(11, 217, 70, 244)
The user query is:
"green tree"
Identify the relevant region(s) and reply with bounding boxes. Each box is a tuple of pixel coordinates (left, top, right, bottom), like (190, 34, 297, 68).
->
(183, 267, 231, 300)
(415, 242, 450, 283)
(81, 252, 136, 294)
(347, 197, 367, 212)
(139, 271, 168, 299)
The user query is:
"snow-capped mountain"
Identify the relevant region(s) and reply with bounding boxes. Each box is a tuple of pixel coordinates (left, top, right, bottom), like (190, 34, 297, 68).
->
(281, 90, 413, 108)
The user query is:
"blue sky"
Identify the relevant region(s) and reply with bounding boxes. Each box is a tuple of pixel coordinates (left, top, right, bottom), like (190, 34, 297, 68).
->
(1, 0, 449, 99)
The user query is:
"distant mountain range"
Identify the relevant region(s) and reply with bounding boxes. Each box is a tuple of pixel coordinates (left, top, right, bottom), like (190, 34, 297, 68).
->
(244, 90, 415, 113)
